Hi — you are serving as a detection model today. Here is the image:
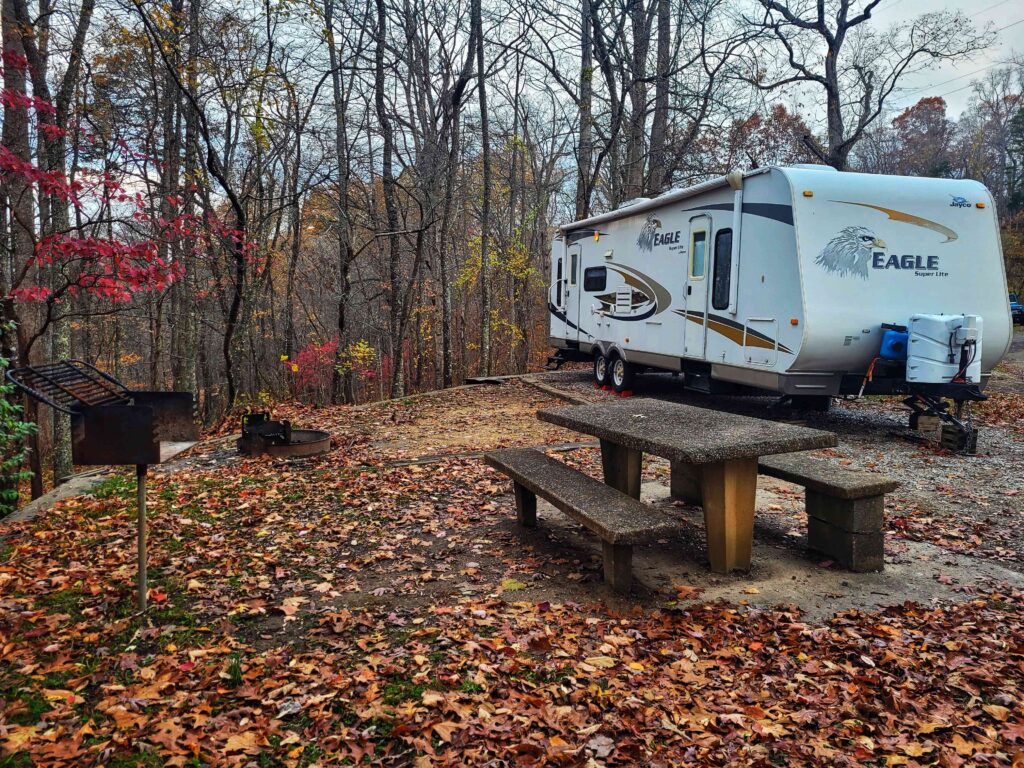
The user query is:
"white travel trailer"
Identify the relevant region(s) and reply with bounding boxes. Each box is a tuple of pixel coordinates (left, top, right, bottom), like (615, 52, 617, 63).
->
(548, 166, 1013, 451)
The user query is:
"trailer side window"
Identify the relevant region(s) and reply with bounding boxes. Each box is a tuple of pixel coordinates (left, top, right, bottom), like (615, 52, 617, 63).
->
(712, 229, 733, 310)
(556, 258, 563, 305)
(570, 252, 578, 285)
(690, 231, 707, 279)
(583, 266, 607, 292)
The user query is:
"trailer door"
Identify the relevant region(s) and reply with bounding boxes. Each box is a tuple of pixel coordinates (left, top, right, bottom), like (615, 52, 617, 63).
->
(683, 216, 710, 358)
(549, 238, 571, 341)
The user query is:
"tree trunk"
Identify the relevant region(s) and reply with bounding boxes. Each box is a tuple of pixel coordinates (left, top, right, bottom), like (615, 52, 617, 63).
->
(576, 0, 593, 219)
(324, 0, 355, 404)
(474, 0, 491, 376)
(374, 0, 404, 396)
(648, 0, 670, 194)
(624, 0, 650, 199)
(2, 0, 41, 498)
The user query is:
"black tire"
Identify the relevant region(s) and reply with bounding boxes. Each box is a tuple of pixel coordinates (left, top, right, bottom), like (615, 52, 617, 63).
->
(593, 353, 610, 386)
(611, 356, 634, 393)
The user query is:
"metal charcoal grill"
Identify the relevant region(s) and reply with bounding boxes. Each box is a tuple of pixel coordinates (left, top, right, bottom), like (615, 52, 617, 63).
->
(237, 412, 330, 458)
(6, 360, 199, 612)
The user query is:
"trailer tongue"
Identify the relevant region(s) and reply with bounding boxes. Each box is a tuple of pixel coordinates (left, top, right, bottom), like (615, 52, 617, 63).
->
(863, 314, 986, 453)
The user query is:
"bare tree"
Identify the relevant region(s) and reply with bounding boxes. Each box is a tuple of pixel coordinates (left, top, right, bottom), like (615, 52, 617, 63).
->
(747, 0, 992, 170)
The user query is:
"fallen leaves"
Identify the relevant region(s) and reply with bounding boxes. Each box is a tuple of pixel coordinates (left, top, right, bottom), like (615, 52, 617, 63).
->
(2, 388, 1024, 766)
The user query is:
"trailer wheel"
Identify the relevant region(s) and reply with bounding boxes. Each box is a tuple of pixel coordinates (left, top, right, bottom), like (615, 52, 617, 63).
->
(593, 354, 610, 386)
(611, 357, 634, 393)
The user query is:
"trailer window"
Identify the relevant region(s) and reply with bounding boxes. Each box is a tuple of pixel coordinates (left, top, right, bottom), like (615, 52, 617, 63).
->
(570, 252, 578, 285)
(712, 229, 732, 310)
(556, 258, 563, 305)
(583, 266, 607, 292)
(690, 231, 706, 279)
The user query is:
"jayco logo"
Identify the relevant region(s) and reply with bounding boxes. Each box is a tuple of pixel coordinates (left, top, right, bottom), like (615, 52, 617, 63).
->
(949, 195, 970, 208)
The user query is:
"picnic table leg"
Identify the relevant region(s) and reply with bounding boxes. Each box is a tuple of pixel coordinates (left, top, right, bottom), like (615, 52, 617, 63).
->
(670, 461, 702, 505)
(602, 541, 632, 594)
(513, 482, 537, 527)
(599, 439, 642, 499)
(700, 457, 758, 573)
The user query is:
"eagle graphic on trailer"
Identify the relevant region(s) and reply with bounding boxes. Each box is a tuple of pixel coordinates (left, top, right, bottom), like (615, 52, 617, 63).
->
(547, 165, 1012, 452)
(815, 226, 886, 279)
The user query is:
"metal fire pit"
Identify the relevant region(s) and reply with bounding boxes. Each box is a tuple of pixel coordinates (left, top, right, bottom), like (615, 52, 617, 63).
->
(237, 412, 331, 458)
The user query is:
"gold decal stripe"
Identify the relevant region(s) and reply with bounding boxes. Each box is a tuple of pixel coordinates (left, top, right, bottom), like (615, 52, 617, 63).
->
(676, 311, 793, 354)
(832, 201, 958, 243)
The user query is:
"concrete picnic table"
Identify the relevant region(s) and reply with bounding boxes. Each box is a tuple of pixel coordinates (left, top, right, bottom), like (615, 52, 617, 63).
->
(536, 399, 838, 573)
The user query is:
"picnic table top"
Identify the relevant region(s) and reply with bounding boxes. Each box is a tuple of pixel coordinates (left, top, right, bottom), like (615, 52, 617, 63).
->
(536, 398, 838, 465)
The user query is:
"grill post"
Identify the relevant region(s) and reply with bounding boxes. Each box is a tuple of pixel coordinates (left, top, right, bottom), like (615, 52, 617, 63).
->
(136, 464, 148, 613)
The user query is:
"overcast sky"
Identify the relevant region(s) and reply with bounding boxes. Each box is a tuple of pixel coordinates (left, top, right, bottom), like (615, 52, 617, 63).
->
(876, 0, 1023, 116)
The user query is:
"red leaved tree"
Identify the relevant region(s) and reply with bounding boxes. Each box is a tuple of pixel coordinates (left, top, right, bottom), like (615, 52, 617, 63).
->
(1, 48, 193, 496)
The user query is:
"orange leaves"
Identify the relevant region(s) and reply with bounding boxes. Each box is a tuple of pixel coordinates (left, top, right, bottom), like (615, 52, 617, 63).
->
(278, 595, 308, 621)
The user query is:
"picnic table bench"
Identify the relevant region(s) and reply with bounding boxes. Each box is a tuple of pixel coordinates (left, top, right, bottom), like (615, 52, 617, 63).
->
(484, 448, 681, 592)
(535, 399, 837, 575)
(758, 452, 897, 571)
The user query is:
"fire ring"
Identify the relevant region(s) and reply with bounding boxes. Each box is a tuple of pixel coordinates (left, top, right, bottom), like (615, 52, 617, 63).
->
(237, 412, 331, 458)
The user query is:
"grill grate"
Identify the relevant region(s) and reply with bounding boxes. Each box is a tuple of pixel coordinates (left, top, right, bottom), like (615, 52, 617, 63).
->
(6, 359, 133, 414)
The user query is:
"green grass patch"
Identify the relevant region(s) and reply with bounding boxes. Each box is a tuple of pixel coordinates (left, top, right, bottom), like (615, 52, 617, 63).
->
(381, 676, 426, 706)
(298, 743, 324, 767)
(9, 690, 50, 726)
(37, 587, 85, 620)
(151, 602, 197, 627)
(180, 504, 216, 523)
(106, 750, 165, 768)
(91, 475, 136, 500)
(226, 653, 244, 686)
(0, 752, 33, 768)
(38, 671, 72, 689)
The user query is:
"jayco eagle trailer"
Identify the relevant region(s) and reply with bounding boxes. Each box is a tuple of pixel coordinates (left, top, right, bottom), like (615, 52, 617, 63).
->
(548, 166, 1012, 451)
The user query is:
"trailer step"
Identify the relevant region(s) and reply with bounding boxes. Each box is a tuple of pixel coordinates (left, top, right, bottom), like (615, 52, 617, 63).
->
(683, 371, 711, 394)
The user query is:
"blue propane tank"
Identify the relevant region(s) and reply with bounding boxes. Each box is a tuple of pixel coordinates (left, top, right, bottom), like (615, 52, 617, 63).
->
(879, 327, 909, 361)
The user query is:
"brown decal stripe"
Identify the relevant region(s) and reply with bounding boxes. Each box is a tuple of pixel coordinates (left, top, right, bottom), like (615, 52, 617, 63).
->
(673, 310, 794, 354)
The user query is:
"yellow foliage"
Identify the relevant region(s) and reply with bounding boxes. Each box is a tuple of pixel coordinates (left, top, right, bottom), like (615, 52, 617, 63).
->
(336, 339, 377, 377)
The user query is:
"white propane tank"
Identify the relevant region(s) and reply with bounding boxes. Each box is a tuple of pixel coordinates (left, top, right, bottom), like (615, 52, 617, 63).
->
(907, 314, 983, 385)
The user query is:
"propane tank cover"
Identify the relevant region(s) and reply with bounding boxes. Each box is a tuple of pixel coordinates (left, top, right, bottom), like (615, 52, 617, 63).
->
(907, 314, 984, 385)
